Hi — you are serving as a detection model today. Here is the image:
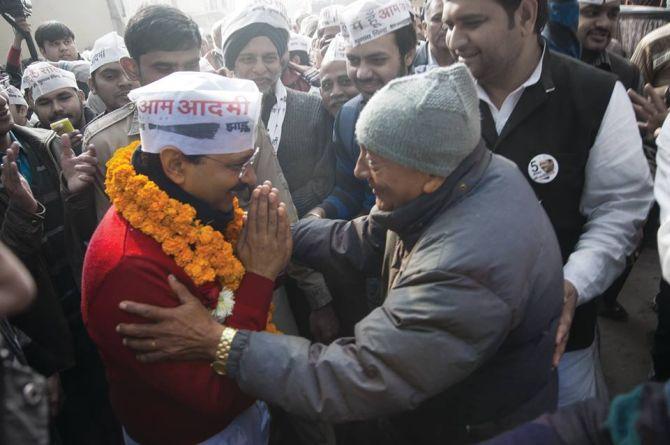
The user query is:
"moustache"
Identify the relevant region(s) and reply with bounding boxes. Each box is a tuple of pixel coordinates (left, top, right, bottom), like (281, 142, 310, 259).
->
(230, 181, 250, 193)
(589, 27, 610, 35)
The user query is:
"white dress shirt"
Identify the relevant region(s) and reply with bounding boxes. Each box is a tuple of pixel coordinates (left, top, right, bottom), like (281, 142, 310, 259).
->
(478, 58, 654, 306)
(655, 117, 670, 282)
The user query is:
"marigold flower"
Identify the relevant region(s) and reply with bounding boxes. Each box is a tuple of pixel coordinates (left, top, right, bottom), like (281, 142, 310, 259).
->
(105, 141, 277, 333)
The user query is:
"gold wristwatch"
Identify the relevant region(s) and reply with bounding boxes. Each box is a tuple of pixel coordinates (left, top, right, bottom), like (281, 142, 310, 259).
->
(211, 327, 238, 376)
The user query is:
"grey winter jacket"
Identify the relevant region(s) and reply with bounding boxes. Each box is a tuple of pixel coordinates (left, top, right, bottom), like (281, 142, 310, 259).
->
(227, 144, 564, 443)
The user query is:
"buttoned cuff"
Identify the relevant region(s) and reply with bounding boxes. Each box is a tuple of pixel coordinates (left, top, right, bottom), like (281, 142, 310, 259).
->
(563, 256, 599, 306)
(226, 329, 251, 379)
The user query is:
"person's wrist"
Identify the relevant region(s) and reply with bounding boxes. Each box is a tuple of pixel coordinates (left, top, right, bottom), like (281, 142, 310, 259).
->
(211, 326, 237, 375)
(245, 266, 278, 282)
(15, 197, 38, 214)
(306, 207, 325, 219)
(207, 322, 225, 362)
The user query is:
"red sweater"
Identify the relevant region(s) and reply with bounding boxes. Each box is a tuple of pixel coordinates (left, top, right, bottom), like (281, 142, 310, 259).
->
(81, 208, 274, 445)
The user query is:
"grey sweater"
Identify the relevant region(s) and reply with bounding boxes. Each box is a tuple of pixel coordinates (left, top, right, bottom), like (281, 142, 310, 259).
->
(276, 89, 335, 217)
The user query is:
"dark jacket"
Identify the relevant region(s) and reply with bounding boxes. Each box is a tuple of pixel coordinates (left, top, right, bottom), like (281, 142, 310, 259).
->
(588, 50, 643, 92)
(229, 144, 564, 444)
(411, 41, 430, 73)
(482, 380, 670, 445)
(319, 94, 376, 219)
(276, 89, 335, 217)
(2, 126, 97, 376)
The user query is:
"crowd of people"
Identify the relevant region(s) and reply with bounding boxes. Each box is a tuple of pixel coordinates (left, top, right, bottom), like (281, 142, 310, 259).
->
(1, 0, 670, 443)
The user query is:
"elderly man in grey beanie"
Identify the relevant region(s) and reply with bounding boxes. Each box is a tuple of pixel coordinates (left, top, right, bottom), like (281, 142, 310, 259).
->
(115, 64, 564, 444)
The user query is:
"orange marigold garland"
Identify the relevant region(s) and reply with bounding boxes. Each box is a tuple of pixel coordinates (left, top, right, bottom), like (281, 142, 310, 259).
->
(106, 141, 278, 333)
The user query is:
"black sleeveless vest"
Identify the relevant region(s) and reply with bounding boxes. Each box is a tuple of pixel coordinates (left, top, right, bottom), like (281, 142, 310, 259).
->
(480, 50, 618, 351)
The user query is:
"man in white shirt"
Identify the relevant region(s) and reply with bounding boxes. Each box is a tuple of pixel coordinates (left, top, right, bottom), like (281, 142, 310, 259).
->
(443, 0, 653, 406)
(412, 0, 454, 73)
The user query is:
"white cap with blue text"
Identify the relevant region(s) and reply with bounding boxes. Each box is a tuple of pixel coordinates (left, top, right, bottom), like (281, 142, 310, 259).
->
(289, 32, 311, 53)
(322, 33, 349, 66)
(341, 0, 412, 48)
(318, 5, 343, 30)
(21, 62, 79, 101)
(221, 0, 291, 48)
(90, 32, 129, 74)
(128, 72, 262, 155)
(4, 85, 28, 107)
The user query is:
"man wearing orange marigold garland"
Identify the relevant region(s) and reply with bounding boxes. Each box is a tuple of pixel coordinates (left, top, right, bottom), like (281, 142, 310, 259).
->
(81, 71, 292, 445)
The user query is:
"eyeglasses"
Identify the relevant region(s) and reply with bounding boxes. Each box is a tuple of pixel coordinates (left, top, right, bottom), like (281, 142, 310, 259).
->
(204, 147, 260, 178)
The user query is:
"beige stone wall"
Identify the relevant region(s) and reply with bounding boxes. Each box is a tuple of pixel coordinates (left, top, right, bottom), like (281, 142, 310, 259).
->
(0, 0, 119, 63)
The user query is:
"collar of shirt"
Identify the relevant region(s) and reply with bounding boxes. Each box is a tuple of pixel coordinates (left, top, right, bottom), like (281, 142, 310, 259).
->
(477, 44, 546, 135)
(427, 44, 438, 68)
(592, 50, 612, 72)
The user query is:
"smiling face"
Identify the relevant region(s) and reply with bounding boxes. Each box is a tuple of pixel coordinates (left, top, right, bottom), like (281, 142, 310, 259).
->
(577, 1, 621, 53)
(161, 147, 258, 212)
(345, 33, 411, 101)
(320, 60, 358, 117)
(443, 0, 526, 84)
(233, 36, 284, 94)
(353, 144, 444, 212)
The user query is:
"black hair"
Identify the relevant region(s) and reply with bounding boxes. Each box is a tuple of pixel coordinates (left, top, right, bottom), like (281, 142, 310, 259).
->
(393, 23, 418, 60)
(124, 5, 202, 61)
(492, 0, 548, 34)
(138, 152, 203, 176)
(290, 50, 310, 66)
(34, 21, 75, 48)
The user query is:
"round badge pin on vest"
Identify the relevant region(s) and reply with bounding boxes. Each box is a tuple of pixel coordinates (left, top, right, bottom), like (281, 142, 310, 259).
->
(528, 154, 559, 184)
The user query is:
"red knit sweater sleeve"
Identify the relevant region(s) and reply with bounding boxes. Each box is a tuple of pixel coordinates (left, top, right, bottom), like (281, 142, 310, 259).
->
(225, 271, 275, 331)
(86, 255, 272, 417)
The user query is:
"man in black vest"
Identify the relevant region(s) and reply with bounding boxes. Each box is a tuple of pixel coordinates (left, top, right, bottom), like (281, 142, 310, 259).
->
(576, 1, 642, 92)
(443, 0, 653, 406)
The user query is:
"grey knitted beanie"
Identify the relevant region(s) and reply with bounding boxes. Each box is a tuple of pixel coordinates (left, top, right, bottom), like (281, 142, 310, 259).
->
(355, 63, 481, 178)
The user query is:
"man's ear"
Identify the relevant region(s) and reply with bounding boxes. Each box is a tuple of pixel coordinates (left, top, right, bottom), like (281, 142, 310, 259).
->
(518, 0, 539, 37)
(160, 147, 188, 185)
(422, 175, 446, 194)
(120, 56, 141, 83)
(403, 45, 417, 69)
(77, 89, 85, 104)
(24, 90, 34, 109)
(87, 77, 96, 95)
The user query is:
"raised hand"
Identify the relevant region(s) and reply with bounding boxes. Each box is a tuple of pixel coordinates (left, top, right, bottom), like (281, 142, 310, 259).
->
(59, 133, 99, 194)
(628, 84, 669, 138)
(1, 143, 37, 213)
(237, 181, 292, 281)
(11, 16, 31, 47)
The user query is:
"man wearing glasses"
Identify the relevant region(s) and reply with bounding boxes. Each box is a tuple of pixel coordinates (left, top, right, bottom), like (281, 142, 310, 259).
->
(81, 72, 291, 445)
